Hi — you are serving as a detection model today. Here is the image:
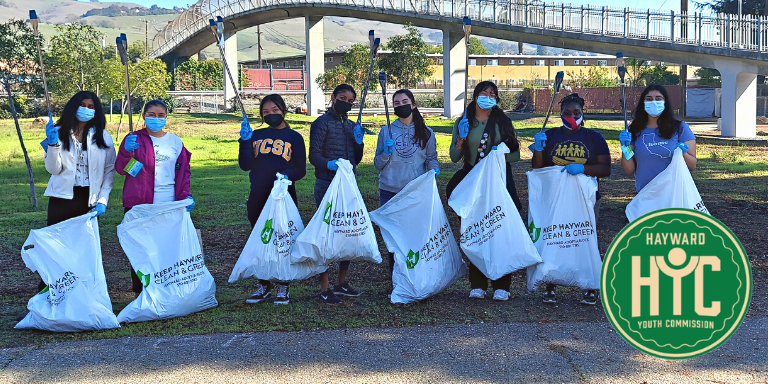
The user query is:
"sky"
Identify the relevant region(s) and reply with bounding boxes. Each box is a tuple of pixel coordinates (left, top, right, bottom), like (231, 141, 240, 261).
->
(83, 0, 693, 12)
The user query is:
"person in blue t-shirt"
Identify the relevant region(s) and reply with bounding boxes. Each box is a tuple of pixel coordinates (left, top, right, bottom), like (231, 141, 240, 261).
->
(531, 92, 611, 306)
(619, 85, 697, 193)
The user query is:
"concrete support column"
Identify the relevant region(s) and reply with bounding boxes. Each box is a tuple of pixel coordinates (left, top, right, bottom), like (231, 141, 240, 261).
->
(718, 64, 757, 138)
(223, 30, 238, 110)
(443, 28, 467, 118)
(305, 15, 325, 117)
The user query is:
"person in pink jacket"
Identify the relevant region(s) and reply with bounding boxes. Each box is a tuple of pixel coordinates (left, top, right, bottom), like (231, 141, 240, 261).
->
(115, 99, 194, 296)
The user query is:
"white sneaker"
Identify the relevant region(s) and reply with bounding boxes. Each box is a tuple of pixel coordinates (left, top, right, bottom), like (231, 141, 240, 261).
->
(469, 288, 485, 299)
(493, 289, 510, 301)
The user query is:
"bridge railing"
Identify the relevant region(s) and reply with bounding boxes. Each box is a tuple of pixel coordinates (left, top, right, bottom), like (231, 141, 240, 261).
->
(152, 0, 768, 58)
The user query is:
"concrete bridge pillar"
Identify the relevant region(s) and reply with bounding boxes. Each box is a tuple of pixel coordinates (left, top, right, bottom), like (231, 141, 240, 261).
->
(443, 28, 467, 119)
(305, 16, 325, 117)
(223, 30, 238, 110)
(717, 63, 757, 138)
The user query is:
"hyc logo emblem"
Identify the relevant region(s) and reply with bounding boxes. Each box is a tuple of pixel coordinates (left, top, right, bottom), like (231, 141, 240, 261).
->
(602, 209, 751, 359)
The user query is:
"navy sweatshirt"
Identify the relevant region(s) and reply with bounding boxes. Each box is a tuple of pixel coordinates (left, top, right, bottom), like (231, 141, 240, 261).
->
(238, 127, 307, 191)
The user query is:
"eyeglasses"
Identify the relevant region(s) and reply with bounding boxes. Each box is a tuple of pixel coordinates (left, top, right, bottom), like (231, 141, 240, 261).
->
(477, 132, 489, 158)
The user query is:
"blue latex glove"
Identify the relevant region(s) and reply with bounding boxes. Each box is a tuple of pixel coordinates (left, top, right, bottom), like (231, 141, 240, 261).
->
(457, 110, 469, 139)
(327, 160, 339, 171)
(90, 203, 107, 217)
(185, 196, 195, 212)
(492, 146, 498, 150)
(45, 112, 59, 146)
(383, 138, 395, 156)
(124, 134, 139, 151)
(353, 123, 364, 145)
(279, 174, 289, 180)
(618, 130, 632, 147)
(240, 118, 252, 141)
(433, 168, 440, 178)
(676, 142, 689, 153)
(561, 163, 585, 175)
(533, 132, 547, 152)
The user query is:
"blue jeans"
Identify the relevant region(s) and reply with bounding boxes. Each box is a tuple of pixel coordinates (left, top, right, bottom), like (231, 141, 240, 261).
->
(315, 178, 350, 271)
(379, 189, 398, 281)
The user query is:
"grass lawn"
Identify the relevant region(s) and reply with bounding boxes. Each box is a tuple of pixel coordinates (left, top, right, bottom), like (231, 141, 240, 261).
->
(0, 112, 765, 349)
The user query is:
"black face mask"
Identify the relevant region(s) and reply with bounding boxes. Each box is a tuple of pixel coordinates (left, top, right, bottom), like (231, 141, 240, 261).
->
(263, 113, 284, 128)
(333, 99, 353, 115)
(394, 104, 413, 119)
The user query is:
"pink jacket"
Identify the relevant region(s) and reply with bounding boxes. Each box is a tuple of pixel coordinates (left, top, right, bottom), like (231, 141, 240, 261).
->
(115, 129, 192, 209)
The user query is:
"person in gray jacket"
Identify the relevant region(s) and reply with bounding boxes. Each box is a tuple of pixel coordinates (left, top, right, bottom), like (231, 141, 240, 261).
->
(373, 89, 439, 289)
(309, 83, 365, 304)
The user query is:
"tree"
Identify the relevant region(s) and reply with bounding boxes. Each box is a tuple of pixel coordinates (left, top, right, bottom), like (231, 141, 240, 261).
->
(468, 37, 489, 55)
(536, 45, 549, 55)
(0, 20, 39, 208)
(378, 24, 433, 88)
(425, 45, 443, 54)
(695, 0, 767, 15)
(566, 66, 618, 88)
(641, 64, 680, 86)
(696, 67, 721, 86)
(315, 44, 378, 92)
(130, 58, 172, 100)
(46, 24, 103, 97)
(625, 58, 650, 86)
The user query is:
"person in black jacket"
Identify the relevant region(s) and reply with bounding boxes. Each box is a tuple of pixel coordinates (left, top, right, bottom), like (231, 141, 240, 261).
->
(238, 94, 307, 305)
(309, 84, 365, 304)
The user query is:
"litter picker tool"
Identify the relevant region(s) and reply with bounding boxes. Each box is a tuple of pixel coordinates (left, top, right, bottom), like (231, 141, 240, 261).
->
(209, 17, 247, 120)
(356, 30, 380, 126)
(616, 52, 634, 160)
(540, 70, 564, 132)
(462, 17, 471, 111)
(28, 10, 51, 117)
(378, 71, 392, 139)
(116, 34, 134, 133)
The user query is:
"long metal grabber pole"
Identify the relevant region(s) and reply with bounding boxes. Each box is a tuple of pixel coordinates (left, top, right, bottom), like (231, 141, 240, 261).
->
(356, 30, 380, 126)
(540, 71, 564, 132)
(28, 10, 51, 116)
(616, 52, 634, 160)
(117, 33, 134, 133)
(210, 17, 247, 119)
(463, 16, 471, 111)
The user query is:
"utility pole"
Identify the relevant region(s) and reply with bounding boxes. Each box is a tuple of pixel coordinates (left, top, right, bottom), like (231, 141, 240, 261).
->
(257, 25, 263, 69)
(681, 0, 687, 117)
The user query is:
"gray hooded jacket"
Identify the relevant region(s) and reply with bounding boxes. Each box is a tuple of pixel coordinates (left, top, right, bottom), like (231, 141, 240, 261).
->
(373, 119, 438, 193)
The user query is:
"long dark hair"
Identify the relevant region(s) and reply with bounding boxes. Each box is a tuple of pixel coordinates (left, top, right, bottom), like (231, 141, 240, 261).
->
(461, 81, 519, 164)
(628, 85, 681, 140)
(393, 89, 430, 149)
(259, 94, 290, 128)
(56, 91, 107, 151)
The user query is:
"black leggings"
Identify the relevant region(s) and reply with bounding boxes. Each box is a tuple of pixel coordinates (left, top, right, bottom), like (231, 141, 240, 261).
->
(40, 186, 92, 292)
(247, 187, 298, 288)
(446, 162, 523, 292)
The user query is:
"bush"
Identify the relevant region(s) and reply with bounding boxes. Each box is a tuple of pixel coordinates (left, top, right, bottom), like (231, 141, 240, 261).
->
(0, 95, 30, 119)
(414, 92, 443, 108)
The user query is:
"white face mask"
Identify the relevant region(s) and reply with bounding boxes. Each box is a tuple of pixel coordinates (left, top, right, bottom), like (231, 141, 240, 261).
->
(644, 100, 665, 117)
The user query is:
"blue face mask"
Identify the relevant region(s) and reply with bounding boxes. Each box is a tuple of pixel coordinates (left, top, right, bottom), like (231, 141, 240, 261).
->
(145, 117, 166, 132)
(476, 95, 497, 110)
(76, 106, 95, 122)
(644, 100, 665, 117)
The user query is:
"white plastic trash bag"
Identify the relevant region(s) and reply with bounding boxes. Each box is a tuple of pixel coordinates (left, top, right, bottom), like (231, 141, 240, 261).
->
(229, 175, 327, 283)
(626, 147, 709, 222)
(292, 159, 381, 265)
(116, 200, 217, 323)
(448, 143, 542, 280)
(16, 213, 120, 332)
(526, 166, 601, 291)
(370, 170, 466, 304)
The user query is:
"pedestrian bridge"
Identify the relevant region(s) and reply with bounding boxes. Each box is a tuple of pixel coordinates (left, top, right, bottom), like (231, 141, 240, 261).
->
(152, 0, 768, 137)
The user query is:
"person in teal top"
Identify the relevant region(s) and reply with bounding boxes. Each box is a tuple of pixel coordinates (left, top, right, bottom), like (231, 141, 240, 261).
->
(447, 80, 522, 302)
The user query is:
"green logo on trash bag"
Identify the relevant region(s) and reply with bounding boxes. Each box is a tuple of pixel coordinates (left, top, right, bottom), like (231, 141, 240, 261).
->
(528, 221, 541, 242)
(322, 202, 333, 224)
(38, 286, 49, 295)
(260, 219, 274, 244)
(602, 209, 751, 360)
(406, 250, 420, 269)
(136, 270, 151, 288)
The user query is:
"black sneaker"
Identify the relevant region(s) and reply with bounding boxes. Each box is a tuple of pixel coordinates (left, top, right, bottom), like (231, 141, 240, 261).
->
(274, 284, 290, 305)
(245, 283, 272, 304)
(542, 289, 556, 304)
(333, 281, 361, 297)
(580, 290, 598, 305)
(319, 288, 342, 304)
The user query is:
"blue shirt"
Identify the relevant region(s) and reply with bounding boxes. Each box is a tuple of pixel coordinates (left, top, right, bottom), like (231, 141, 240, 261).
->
(630, 121, 695, 193)
(543, 126, 610, 200)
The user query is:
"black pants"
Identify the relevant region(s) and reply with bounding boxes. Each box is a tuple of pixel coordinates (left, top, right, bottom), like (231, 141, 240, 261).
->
(446, 163, 522, 292)
(40, 186, 92, 291)
(314, 178, 350, 272)
(247, 187, 298, 287)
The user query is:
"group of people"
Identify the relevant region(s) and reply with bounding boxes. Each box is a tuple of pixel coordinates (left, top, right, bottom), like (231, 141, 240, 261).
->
(39, 81, 697, 306)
